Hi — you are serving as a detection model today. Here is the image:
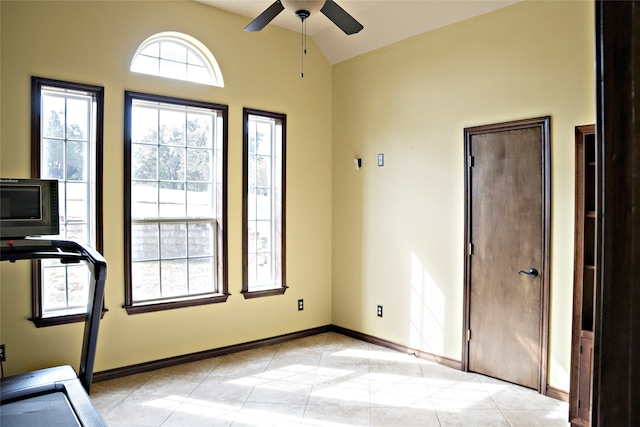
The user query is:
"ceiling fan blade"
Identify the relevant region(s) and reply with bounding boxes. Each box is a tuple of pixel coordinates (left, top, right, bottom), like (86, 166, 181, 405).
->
(244, 0, 285, 32)
(320, 0, 363, 35)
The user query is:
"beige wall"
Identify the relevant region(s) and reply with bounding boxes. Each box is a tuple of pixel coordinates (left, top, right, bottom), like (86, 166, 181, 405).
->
(332, 0, 594, 391)
(1, 0, 594, 394)
(0, 1, 333, 374)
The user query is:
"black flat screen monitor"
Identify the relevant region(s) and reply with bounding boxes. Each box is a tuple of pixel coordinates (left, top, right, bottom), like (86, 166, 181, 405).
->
(0, 178, 59, 239)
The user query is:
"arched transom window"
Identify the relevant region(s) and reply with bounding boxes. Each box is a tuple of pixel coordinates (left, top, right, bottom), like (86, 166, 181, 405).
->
(131, 32, 224, 87)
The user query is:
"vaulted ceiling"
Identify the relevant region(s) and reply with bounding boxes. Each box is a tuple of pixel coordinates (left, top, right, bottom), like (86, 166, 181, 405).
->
(195, 0, 521, 64)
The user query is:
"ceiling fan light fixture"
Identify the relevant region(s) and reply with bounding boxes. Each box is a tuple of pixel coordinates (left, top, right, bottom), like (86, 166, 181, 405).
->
(282, 0, 326, 15)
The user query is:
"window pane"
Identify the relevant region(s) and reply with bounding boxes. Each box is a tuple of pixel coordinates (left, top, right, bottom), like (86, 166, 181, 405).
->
(161, 259, 188, 297)
(132, 144, 158, 180)
(248, 221, 257, 252)
(248, 254, 257, 287)
(159, 146, 185, 181)
(257, 253, 273, 285)
(187, 65, 211, 85)
(42, 139, 64, 179)
(66, 98, 89, 141)
(248, 188, 257, 221)
(42, 95, 65, 138)
(248, 155, 257, 188)
(159, 181, 186, 217)
(141, 43, 160, 58)
(187, 113, 213, 148)
(248, 122, 257, 155)
(66, 223, 88, 242)
(256, 189, 272, 220)
(132, 223, 159, 261)
(161, 41, 187, 63)
(42, 265, 67, 311)
(256, 155, 271, 188)
(66, 141, 87, 181)
(256, 220, 272, 253)
(186, 148, 210, 182)
(66, 182, 88, 222)
(132, 181, 159, 218)
(132, 107, 159, 144)
(132, 261, 160, 301)
(186, 49, 205, 66)
(186, 183, 213, 217)
(160, 59, 187, 81)
(66, 264, 90, 307)
(159, 110, 186, 146)
(189, 258, 215, 293)
(256, 122, 272, 155)
(160, 223, 187, 259)
(188, 222, 213, 257)
(132, 55, 159, 75)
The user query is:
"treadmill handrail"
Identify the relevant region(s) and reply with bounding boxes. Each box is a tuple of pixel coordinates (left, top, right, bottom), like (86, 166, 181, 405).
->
(0, 238, 107, 393)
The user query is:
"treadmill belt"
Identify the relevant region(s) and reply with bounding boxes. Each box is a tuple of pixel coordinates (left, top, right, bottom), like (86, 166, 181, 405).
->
(0, 392, 81, 427)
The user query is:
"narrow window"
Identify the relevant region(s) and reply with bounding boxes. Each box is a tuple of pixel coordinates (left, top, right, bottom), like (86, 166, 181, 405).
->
(242, 109, 286, 298)
(124, 92, 228, 314)
(130, 32, 224, 87)
(31, 77, 104, 326)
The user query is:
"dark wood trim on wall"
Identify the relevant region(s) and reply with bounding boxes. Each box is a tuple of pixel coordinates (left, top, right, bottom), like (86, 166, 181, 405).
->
(94, 326, 332, 382)
(546, 385, 569, 403)
(93, 325, 463, 383)
(592, 1, 640, 425)
(330, 325, 463, 370)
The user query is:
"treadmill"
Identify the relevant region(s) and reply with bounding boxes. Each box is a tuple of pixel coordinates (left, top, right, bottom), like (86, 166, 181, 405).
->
(0, 238, 108, 426)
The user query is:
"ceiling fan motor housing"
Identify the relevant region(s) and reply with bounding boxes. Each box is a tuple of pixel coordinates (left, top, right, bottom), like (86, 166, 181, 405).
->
(282, 0, 326, 16)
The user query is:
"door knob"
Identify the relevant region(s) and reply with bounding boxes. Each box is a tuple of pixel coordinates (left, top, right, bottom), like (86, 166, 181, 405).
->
(518, 268, 539, 278)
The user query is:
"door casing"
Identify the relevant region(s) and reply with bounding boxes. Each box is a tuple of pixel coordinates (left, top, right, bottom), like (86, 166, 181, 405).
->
(462, 116, 551, 393)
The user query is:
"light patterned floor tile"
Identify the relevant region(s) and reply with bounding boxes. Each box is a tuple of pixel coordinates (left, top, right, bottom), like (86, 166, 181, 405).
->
(94, 332, 569, 427)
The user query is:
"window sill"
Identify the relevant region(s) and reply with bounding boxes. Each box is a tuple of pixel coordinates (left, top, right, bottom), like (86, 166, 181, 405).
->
(124, 293, 230, 315)
(242, 286, 288, 299)
(31, 308, 108, 328)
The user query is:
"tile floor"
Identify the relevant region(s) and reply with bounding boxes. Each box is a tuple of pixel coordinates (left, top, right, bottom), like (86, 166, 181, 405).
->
(91, 332, 569, 426)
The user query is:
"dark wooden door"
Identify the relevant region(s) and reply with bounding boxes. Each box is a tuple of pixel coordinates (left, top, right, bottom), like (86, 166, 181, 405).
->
(464, 117, 550, 391)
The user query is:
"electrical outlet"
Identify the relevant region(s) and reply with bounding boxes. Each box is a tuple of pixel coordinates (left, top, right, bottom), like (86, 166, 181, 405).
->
(0, 344, 5, 362)
(377, 305, 383, 317)
(298, 299, 304, 311)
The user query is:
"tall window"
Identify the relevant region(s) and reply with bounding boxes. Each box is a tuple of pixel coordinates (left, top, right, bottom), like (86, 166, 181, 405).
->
(124, 92, 228, 314)
(242, 109, 286, 298)
(31, 77, 104, 326)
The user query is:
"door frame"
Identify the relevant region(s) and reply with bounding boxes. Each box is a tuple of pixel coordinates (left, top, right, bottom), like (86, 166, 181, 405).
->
(462, 116, 551, 394)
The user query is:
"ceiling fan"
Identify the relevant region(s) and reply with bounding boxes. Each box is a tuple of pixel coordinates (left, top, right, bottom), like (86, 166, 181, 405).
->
(244, 0, 364, 35)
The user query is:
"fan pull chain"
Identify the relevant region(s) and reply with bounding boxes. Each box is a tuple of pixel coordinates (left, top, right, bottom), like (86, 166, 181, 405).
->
(300, 18, 307, 78)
